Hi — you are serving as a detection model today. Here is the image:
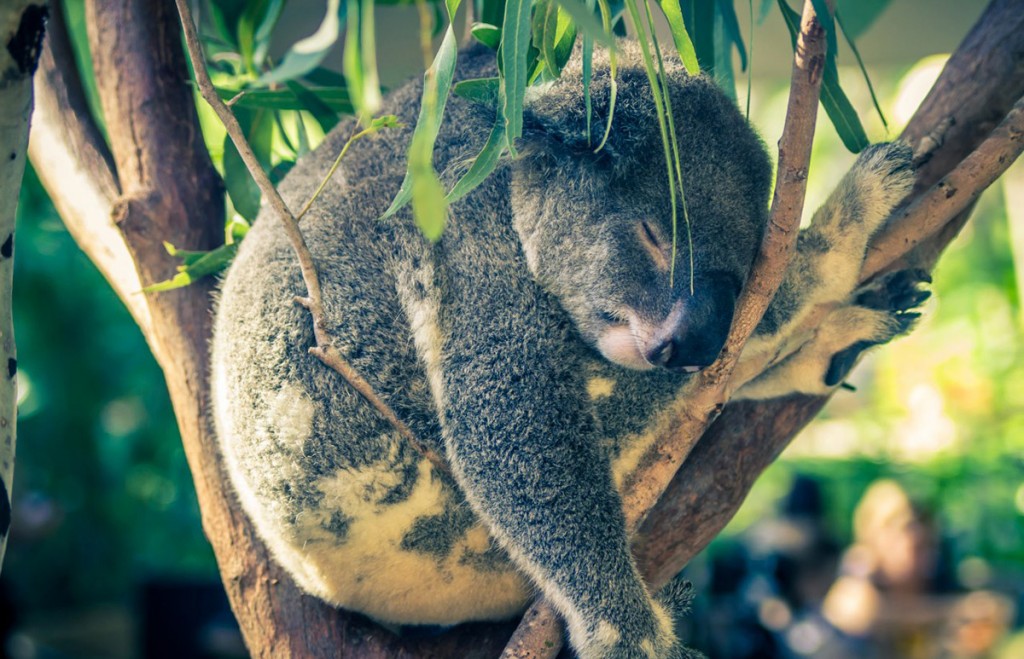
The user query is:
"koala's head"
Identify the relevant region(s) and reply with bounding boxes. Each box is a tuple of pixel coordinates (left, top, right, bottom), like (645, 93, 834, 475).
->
(511, 42, 772, 373)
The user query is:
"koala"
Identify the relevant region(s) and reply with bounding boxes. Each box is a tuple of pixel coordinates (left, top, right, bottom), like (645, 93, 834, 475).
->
(211, 42, 924, 658)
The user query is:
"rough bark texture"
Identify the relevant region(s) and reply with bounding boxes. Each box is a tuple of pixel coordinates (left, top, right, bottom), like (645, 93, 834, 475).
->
(23, 0, 1024, 655)
(0, 0, 47, 575)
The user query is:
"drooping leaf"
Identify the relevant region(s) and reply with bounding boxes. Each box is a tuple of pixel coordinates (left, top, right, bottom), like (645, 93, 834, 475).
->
(344, 0, 383, 122)
(712, 2, 737, 100)
(716, 0, 747, 72)
(500, 0, 533, 153)
(777, 0, 868, 152)
(258, 0, 344, 85)
(446, 113, 508, 204)
(223, 135, 261, 221)
(810, 0, 838, 65)
(144, 243, 240, 292)
(582, 0, 595, 143)
(681, 0, 715, 74)
(538, 2, 577, 77)
(837, 10, 888, 129)
(655, 0, 699, 75)
(835, 0, 890, 39)
(382, 0, 463, 225)
(471, 22, 502, 49)
(555, 0, 613, 46)
(453, 77, 500, 105)
(286, 81, 341, 133)
(216, 85, 353, 113)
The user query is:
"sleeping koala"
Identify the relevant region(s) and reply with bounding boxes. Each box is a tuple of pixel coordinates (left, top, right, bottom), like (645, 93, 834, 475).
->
(211, 43, 923, 657)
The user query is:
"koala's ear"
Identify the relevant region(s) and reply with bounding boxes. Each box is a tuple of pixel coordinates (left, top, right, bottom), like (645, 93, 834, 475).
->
(519, 91, 621, 167)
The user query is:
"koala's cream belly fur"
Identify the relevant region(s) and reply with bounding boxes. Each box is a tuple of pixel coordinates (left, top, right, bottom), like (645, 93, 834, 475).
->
(213, 342, 680, 625)
(213, 364, 531, 624)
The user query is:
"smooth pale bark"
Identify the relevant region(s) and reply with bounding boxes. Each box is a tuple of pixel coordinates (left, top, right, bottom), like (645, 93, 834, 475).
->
(0, 0, 47, 575)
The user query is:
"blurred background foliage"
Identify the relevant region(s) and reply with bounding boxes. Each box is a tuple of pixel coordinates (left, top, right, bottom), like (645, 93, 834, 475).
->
(4, 0, 1023, 657)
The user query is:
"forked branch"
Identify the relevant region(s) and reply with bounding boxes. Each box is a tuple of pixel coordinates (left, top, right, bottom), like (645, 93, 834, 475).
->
(172, 0, 447, 474)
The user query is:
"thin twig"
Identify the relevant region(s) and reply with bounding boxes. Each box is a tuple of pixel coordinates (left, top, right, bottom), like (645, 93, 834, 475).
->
(173, 0, 449, 475)
(500, 2, 830, 656)
(862, 94, 1024, 281)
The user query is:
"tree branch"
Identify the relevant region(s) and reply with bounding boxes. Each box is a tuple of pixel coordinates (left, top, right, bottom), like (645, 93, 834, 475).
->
(501, 1, 830, 655)
(862, 95, 1024, 280)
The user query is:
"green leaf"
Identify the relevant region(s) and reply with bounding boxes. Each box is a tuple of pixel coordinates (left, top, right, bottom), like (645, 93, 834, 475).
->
(144, 243, 240, 293)
(837, 10, 888, 129)
(303, 67, 349, 87)
(410, 159, 447, 240)
(471, 22, 502, 49)
(382, 0, 463, 221)
(237, 0, 270, 73)
(810, 0, 838, 64)
(453, 77, 500, 105)
(582, 9, 594, 143)
(286, 81, 341, 133)
(681, 0, 715, 74)
(500, 0, 533, 153)
(835, 0, 890, 39)
(258, 0, 344, 85)
(446, 114, 508, 204)
(216, 86, 353, 113)
(344, 0, 384, 122)
(716, 0, 747, 72)
(655, 0, 699, 75)
(555, 0, 613, 46)
(223, 134, 262, 221)
(712, 2, 737, 100)
(777, 0, 868, 152)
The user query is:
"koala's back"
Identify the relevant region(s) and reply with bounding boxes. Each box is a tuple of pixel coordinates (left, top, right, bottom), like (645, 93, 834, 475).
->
(212, 47, 689, 625)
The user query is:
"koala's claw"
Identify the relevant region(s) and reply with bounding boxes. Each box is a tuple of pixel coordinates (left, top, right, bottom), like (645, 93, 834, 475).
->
(826, 269, 930, 386)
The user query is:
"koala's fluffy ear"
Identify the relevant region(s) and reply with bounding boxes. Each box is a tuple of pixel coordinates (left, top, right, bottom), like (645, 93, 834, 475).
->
(518, 42, 686, 176)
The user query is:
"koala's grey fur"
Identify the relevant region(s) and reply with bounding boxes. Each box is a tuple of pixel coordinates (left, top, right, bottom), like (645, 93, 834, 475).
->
(211, 42, 919, 658)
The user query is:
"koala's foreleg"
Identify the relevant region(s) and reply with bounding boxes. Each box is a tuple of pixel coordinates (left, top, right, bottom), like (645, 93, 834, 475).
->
(736, 142, 917, 399)
(426, 267, 679, 658)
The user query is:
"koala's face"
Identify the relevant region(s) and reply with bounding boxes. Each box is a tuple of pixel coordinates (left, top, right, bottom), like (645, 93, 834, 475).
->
(513, 48, 772, 373)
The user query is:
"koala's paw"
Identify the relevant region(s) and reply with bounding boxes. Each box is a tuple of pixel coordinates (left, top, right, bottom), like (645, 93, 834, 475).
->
(843, 141, 916, 233)
(824, 268, 931, 386)
(578, 587, 701, 659)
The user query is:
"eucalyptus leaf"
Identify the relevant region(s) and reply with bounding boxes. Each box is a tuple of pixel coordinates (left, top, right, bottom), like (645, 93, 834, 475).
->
(835, 0, 891, 38)
(837, 10, 887, 129)
(258, 0, 344, 85)
(500, 0, 533, 153)
(471, 22, 502, 49)
(223, 135, 262, 221)
(777, 0, 868, 152)
(453, 77, 500, 105)
(716, 0, 747, 72)
(216, 85, 353, 113)
(382, 0, 463, 222)
(655, 0, 699, 75)
(286, 81, 341, 133)
(344, 0, 384, 122)
(712, 2, 737, 100)
(446, 114, 508, 204)
(144, 243, 240, 292)
(555, 0, 613, 46)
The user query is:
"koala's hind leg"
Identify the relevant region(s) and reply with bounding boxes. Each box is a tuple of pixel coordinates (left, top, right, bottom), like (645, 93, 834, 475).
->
(739, 142, 915, 383)
(738, 269, 929, 399)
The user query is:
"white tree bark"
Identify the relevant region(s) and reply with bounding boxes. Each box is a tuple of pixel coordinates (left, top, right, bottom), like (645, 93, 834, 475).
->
(0, 0, 47, 573)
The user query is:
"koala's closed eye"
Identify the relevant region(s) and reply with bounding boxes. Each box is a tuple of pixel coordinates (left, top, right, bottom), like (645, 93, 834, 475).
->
(638, 221, 670, 272)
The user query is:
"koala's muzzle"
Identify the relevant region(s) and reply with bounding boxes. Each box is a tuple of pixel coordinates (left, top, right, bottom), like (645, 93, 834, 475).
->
(642, 278, 738, 372)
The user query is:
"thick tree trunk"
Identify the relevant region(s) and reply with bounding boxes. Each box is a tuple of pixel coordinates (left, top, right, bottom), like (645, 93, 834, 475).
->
(24, 0, 1024, 655)
(0, 0, 47, 575)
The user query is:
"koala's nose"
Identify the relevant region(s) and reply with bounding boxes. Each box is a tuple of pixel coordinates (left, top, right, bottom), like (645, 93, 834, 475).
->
(645, 336, 704, 373)
(642, 277, 738, 373)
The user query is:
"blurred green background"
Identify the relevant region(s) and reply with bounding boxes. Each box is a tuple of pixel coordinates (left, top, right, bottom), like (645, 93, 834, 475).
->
(4, 0, 1023, 657)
